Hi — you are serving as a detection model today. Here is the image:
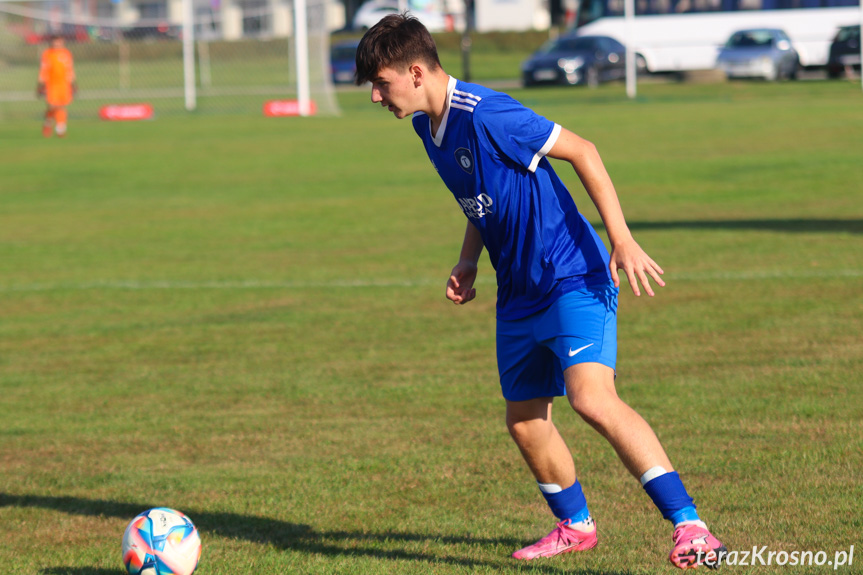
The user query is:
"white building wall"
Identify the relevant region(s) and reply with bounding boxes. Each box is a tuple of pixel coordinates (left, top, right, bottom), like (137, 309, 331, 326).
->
(272, 0, 291, 36)
(221, 0, 243, 39)
(115, 0, 140, 25)
(327, 0, 345, 31)
(167, 0, 182, 22)
(475, 0, 548, 32)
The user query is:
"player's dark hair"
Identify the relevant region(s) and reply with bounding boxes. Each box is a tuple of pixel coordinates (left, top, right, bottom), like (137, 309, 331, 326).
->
(354, 13, 441, 86)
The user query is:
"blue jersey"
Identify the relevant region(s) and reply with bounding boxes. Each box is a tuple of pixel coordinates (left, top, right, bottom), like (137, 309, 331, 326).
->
(412, 77, 612, 320)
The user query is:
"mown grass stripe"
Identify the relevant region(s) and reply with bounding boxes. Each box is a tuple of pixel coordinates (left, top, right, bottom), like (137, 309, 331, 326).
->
(2, 269, 861, 293)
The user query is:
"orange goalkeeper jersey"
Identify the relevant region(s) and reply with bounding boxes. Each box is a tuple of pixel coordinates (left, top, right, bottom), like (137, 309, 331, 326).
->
(39, 47, 75, 106)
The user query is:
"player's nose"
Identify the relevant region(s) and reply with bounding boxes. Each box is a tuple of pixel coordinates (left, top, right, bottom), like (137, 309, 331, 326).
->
(370, 87, 382, 103)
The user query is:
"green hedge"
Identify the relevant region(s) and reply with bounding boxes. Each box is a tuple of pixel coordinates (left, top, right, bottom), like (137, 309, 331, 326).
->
(1, 30, 551, 66)
(332, 29, 552, 53)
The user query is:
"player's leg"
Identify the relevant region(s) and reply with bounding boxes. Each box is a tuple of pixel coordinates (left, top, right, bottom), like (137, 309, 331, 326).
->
(505, 397, 574, 487)
(45, 84, 71, 137)
(543, 285, 725, 568)
(498, 314, 597, 560)
(43, 106, 55, 137)
(564, 362, 672, 476)
(54, 107, 68, 137)
(506, 397, 598, 560)
(565, 363, 726, 568)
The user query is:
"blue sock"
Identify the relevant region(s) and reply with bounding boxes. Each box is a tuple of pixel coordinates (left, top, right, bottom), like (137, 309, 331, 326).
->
(642, 471, 700, 524)
(539, 480, 590, 523)
(669, 506, 701, 525)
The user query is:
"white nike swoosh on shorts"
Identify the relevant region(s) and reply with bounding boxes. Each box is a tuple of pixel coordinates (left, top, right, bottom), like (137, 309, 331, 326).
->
(568, 343, 595, 357)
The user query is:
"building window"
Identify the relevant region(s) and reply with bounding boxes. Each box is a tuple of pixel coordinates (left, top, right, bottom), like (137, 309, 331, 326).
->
(241, 0, 270, 35)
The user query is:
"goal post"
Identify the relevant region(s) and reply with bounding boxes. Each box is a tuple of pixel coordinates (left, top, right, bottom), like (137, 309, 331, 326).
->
(182, 0, 195, 111)
(294, 0, 311, 116)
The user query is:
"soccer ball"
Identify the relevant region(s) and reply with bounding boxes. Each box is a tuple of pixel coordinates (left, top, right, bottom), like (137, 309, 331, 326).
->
(122, 508, 202, 575)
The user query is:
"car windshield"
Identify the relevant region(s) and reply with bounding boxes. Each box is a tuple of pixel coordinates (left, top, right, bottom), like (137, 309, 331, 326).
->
(332, 45, 357, 59)
(726, 31, 774, 48)
(835, 26, 860, 43)
(538, 37, 596, 54)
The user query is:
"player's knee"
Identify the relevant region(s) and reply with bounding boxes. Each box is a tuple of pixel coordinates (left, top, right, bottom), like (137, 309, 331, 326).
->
(505, 416, 546, 447)
(505, 416, 526, 439)
(567, 391, 614, 429)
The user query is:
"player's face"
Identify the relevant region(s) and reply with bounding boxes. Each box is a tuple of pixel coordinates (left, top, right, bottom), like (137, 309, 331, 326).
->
(370, 66, 418, 119)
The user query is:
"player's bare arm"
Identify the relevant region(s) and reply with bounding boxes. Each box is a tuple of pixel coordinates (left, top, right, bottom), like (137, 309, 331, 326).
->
(547, 128, 665, 297)
(446, 221, 483, 305)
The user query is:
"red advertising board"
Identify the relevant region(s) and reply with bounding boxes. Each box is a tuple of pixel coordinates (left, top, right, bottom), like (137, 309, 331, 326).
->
(263, 100, 317, 117)
(99, 104, 154, 121)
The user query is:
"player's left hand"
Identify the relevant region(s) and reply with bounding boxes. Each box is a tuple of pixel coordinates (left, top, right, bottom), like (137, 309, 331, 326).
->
(609, 237, 665, 297)
(446, 260, 478, 305)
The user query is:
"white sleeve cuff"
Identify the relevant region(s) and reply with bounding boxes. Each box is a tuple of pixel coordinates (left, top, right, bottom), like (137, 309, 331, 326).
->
(528, 123, 561, 173)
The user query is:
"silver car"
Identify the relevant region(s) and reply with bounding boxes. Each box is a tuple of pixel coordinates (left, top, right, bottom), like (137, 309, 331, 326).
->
(716, 28, 799, 81)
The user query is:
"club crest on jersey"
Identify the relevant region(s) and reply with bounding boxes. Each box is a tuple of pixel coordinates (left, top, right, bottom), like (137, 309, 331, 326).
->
(455, 148, 474, 174)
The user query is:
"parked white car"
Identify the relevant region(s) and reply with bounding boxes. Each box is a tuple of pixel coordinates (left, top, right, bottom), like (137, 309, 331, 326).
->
(716, 28, 800, 81)
(352, 1, 447, 32)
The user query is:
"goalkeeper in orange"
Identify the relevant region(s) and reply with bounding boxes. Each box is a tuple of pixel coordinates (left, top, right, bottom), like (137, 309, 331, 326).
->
(37, 35, 77, 138)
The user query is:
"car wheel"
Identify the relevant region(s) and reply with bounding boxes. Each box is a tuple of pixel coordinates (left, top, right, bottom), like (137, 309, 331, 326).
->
(635, 53, 648, 74)
(788, 60, 799, 80)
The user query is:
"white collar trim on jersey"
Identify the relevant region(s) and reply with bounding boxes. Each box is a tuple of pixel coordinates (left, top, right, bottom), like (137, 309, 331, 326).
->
(430, 76, 457, 148)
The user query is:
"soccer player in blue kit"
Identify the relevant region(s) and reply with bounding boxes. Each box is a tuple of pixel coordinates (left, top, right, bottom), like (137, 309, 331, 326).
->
(355, 14, 727, 570)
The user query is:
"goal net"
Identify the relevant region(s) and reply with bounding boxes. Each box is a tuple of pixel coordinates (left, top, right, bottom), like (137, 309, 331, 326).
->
(0, 0, 339, 120)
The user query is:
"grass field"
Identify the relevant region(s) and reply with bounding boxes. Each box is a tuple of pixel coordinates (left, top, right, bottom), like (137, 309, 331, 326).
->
(1, 79, 862, 574)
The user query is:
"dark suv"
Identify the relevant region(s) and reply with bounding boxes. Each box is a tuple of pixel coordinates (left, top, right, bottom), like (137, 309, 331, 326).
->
(827, 25, 861, 79)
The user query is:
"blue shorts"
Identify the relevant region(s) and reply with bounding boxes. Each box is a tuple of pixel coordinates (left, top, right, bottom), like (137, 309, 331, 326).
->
(496, 284, 618, 402)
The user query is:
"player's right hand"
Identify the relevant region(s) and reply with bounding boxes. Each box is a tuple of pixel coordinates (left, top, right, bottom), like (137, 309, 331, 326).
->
(36, 83, 46, 97)
(446, 261, 478, 305)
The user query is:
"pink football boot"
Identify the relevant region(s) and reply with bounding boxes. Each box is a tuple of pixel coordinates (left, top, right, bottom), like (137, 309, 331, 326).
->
(512, 517, 598, 560)
(669, 522, 727, 569)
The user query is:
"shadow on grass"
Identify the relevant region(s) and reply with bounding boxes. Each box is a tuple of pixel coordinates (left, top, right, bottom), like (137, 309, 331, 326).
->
(3, 493, 637, 575)
(601, 219, 863, 235)
(41, 570, 118, 575)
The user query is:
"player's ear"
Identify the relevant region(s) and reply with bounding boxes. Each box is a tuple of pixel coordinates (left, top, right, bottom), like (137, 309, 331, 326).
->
(410, 63, 424, 87)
